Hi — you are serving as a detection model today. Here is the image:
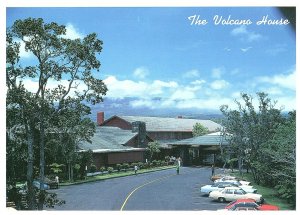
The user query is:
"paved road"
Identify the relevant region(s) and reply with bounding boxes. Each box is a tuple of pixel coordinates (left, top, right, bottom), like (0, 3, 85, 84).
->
(50, 167, 227, 211)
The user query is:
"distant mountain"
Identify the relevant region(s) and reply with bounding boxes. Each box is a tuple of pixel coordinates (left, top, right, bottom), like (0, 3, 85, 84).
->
(85, 97, 223, 122)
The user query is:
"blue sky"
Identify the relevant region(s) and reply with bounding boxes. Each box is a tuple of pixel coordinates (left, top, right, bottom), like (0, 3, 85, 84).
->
(6, 7, 296, 113)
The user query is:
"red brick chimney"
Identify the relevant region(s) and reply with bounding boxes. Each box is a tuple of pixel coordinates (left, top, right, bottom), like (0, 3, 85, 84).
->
(97, 112, 104, 125)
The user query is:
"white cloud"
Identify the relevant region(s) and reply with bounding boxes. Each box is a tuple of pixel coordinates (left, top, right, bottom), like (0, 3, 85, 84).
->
(191, 80, 206, 85)
(240, 47, 252, 52)
(247, 32, 262, 42)
(16, 23, 84, 59)
(103, 76, 178, 99)
(259, 87, 283, 96)
(130, 99, 156, 109)
(19, 78, 87, 97)
(183, 69, 200, 78)
(257, 70, 296, 91)
(211, 68, 223, 79)
(231, 25, 262, 42)
(133, 67, 149, 79)
(231, 25, 248, 35)
(275, 96, 296, 111)
(224, 47, 231, 52)
(62, 23, 84, 39)
(210, 80, 229, 90)
(170, 89, 196, 100)
(16, 39, 34, 59)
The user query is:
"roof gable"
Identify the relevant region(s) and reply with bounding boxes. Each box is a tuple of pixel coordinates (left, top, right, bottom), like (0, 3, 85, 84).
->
(78, 126, 137, 151)
(117, 115, 222, 132)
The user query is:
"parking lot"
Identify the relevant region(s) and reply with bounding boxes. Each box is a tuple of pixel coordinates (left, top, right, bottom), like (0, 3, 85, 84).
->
(50, 166, 228, 210)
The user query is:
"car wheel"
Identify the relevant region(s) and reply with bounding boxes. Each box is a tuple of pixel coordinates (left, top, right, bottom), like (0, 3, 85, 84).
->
(259, 197, 265, 204)
(218, 197, 226, 203)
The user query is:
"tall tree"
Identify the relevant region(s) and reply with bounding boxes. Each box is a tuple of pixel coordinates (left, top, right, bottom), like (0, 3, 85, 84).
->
(220, 93, 284, 180)
(7, 18, 107, 210)
(192, 123, 209, 137)
(147, 141, 161, 161)
(219, 93, 295, 207)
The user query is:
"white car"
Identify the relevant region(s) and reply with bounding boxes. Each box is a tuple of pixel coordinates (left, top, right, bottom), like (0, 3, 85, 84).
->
(201, 182, 256, 194)
(214, 177, 251, 186)
(209, 187, 263, 203)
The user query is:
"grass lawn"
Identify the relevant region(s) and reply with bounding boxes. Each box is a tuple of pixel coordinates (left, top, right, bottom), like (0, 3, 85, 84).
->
(230, 171, 294, 210)
(60, 165, 176, 186)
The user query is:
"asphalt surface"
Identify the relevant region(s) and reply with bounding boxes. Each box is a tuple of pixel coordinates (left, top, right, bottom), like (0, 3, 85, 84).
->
(50, 166, 228, 211)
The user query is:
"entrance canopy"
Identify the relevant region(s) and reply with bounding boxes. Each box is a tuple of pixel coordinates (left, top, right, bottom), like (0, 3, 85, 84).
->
(168, 132, 229, 148)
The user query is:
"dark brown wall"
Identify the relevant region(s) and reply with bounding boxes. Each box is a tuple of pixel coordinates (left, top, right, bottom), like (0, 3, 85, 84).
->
(92, 153, 107, 169)
(108, 151, 144, 164)
(125, 137, 137, 147)
(92, 151, 144, 168)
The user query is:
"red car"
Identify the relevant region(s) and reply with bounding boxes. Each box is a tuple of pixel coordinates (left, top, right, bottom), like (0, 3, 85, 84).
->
(225, 199, 279, 211)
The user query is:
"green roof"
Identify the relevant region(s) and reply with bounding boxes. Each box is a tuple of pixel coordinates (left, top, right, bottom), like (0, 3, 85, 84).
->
(169, 132, 229, 146)
(78, 126, 145, 153)
(117, 116, 222, 132)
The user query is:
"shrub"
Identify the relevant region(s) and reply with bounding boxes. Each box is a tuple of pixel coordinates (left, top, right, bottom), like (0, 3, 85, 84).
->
(73, 164, 81, 179)
(165, 156, 170, 165)
(144, 162, 150, 169)
(116, 164, 122, 172)
(131, 163, 137, 168)
(99, 166, 106, 174)
(161, 161, 167, 166)
(138, 162, 144, 169)
(90, 164, 97, 173)
(152, 160, 158, 167)
(107, 167, 114, 174)
(122, 163, 129, 172)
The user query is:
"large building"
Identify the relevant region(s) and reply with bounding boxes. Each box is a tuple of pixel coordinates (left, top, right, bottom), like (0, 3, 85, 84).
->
(78, 125, 153, 169)
(79, 112, 226, 167)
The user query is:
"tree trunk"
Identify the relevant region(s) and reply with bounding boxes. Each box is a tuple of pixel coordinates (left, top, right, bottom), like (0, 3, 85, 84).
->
(26, 124, 35, 210)
(238, 156, 243, 175)
(71, 164, 74, 181)
(38, 115, 46, 210)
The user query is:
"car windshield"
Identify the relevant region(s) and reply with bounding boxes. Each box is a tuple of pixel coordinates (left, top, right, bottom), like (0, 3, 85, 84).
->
(237, 189, 247, 194)
(227, 200, 237, 207)
(233, 181, 242, 186)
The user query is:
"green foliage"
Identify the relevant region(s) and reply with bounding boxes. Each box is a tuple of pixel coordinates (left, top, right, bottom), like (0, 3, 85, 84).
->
(192, 123, 209, 137)
(116, 164, 122, 172)
(99, 166, 106, 173)
(130, 162, 137, 168)
(137, 162, 144, 169)
(49, 163, 64, 174)
(107, 167, 114, 174)
(7, 17, 108, 210)
(122, 163, 129, 172)
(147, 141, 161, 161)
(89, 164, 97, 173)
(220, 93, 296, 206)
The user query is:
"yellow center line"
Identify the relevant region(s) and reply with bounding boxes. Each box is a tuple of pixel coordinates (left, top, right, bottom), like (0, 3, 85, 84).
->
(120, 174, 177, 211)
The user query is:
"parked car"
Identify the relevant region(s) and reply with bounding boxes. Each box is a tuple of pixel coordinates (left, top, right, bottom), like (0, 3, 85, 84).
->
(201, 182, 256, 195)
(33, 180, 50, 190)
(209, 187, 263, 203)
(214, 176, 251, 186)
(223, 199, 279, 211)
(201, 182, 237, 195)
(226, 181, 256, 192)
(211, 174, 229, 181)
(33, 177, 58, 190)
